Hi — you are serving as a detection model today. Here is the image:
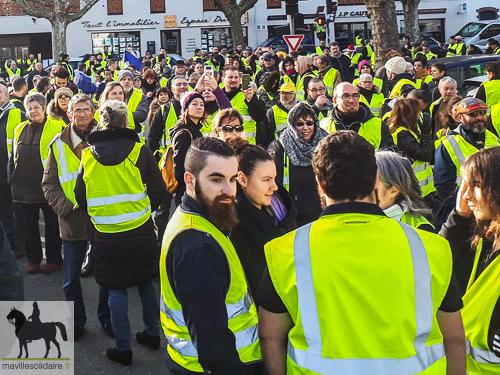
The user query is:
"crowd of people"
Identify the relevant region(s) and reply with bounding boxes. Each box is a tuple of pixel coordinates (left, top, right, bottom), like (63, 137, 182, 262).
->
(1, 32, 500, 374)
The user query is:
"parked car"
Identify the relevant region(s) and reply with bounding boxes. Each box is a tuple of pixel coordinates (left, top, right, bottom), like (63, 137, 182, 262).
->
(429, 54, 500, 88)
(258, 35, 316, 54)
(400, 33, 446, 57)
(458, 75, 488, 97)
(452, 21, 500, 51)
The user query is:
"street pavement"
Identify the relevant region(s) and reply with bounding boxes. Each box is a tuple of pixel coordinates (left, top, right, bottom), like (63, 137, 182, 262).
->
(20, 256, 171, 374)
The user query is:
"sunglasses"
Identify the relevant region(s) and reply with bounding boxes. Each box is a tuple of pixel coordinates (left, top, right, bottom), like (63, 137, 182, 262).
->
(295, 121, 314, 127)
(222, 125, 244, 133)
(465, 110, 487, 118)
(58, 95, 70, 101)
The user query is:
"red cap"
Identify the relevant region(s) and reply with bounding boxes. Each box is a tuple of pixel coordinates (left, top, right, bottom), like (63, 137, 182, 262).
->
(347, 45, 356, 51)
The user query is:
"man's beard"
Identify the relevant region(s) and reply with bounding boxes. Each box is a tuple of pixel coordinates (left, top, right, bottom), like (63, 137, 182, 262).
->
(195, 183, 239, 233)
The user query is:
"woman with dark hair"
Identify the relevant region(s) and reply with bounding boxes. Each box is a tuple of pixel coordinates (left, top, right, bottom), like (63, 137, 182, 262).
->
(228, 135, 297, 300)
(376, 151, 434, 232)
(142, 69, 160, 106)
(233, 58, 252, 76)
(353, 60, 383, 91)
(280, 56, 298, 86)
(475, 60, 500, 107)
(147, 86, 171, 125)
(211, 108, 244, 140)
(440, 147, 500, 373)
(47, 87, 74, 126)
(257, 71, 280, 110)
(268, 102, 328, 226)
(434, 95, 463, 148)
(389, 98, 435, 199)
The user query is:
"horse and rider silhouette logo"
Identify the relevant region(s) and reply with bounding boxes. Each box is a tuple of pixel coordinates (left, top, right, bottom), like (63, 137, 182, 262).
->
(6, 302, 68, 359)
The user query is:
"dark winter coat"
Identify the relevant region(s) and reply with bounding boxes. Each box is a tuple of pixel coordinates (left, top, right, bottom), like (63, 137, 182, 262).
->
(74, 127, 165, 289)
(0, 222, 24, 301)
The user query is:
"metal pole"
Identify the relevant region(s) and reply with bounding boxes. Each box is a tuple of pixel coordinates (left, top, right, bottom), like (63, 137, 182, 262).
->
(288, 14, 295, 35)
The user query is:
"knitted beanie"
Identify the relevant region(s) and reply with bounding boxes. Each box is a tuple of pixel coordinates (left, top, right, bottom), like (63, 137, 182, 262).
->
(384, 56, 407, 75)
(54, 87, 74, 100)
(181, 91, 204, 114)
(118, 69, 134, 81)
(358, 60, 371, 71)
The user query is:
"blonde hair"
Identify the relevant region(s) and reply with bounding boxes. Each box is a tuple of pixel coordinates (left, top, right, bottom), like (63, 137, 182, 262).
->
(99, 100, 128, 129)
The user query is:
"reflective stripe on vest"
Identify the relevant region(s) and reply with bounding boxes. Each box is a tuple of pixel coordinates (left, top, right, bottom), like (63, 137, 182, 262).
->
(161, 103, 179, 149)
(230, 92, 256, 144)
(287, 221, 445, 373)
(6, 107, 21, 154)
(81, 142, 151, 233)
(272, 105, 289, 136)
(389, 79, 418, 99)
(52, 137, 81, 205)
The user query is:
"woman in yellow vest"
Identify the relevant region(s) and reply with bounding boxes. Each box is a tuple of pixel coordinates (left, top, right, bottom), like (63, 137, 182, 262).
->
(475, 61, 500, 107)
(441, 147, 500, 373)
(357, 73, 385, 117)
(8, 92, 64, 275)
(47, 87, 73, 126)
(256, 71, 280, 110)
(295, 56, 318, 101)
(211, 108, 244, 140)
(434, 95, 463, 148)
(74, 99, 165, 366)
(147, 86, 171, 127)
(279, 56, 298, 86)
(376, 151, 434, 232)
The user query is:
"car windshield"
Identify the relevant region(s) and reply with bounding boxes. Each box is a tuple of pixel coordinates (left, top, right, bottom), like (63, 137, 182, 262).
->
(457, 23, 484, 38)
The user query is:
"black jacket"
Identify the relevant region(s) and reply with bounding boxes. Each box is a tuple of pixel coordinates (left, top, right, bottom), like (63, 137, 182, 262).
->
(393, 115, 434, 164)
(231, 186, 297, 299)
(147, 98, 182, 156)
(0, 100, 25, 184)
(27, 69, 48, 90)
(74, 128, 165, 289)
(329, 53, 352, 82)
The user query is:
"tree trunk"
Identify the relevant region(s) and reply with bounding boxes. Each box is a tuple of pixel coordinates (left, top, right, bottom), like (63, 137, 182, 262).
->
(51, 17, 69, 58)
(226, 9, 245, 48)
(365, 0, 401, 69)
(401, 0, 421, 45)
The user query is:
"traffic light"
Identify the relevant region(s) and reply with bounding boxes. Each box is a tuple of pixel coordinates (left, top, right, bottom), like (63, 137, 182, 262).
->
(326, 0, 337, 15)
(316, 16, 326, 26)
(285, 0, 298, 15)
(294, 13, 305, 29)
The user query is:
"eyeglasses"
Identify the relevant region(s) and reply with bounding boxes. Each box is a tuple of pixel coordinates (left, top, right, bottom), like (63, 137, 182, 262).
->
(222, 125, 244, 133)
(295, 121, 315, 127)
(308, 88, 326, 93)
(465, 110, 487, 117)
(337, 93, 360, 101)
(58, 95, 70, 101)
(360, 81, 373, 84)
(71, 108, 93, 115)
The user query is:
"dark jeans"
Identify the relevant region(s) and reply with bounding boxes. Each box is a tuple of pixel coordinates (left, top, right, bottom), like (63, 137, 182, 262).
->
(62, 240, 110, 327)
(155, 192, 172, 245)
(23, 203, 62, 264)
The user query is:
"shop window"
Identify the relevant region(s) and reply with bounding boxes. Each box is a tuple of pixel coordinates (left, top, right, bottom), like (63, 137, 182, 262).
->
(203, 0, 229, 11)
(267, 0, 281, 9)
(150, 0, 165, 13)
(92, 32, 140, 58)
(201, 27, 247, 53)
(107, 0, 123, 15)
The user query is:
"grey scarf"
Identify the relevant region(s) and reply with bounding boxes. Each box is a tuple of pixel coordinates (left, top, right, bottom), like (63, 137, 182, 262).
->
(279, 102, 328, 167)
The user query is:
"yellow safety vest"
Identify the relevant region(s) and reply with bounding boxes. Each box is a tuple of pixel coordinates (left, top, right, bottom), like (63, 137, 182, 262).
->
(389, 78, 419, 99)
(271, 105, 289, 136)
(296, 71, 318, 101)
(447, 43, 465, 57)
(481, 80, 500, 107)
(355, 35, 364, 47)
(281, 75, 296, 88)
(391, 127, 436, 196)
(127, 88, 143, 132)
(7, 68, 21, 77)
(81, 142, 151, 233)
(5, 107, 22, 154)
(353, 77, 383, 92)
(320, 116, 382, 150)
(322, 68, 338, 97)
(13, 119, 64, 168)
(159, 208, 261, 372)
(442, 130, 500, 185)
(230, 92, 256, 144)
(315, 46, 324, 55)
(351, 53, 362, 77)
(202, 109, 219, 136)
(26, 58, 37, 72)
(265, 213, 451, 374)
(50, 135, 82, 205)
(426, 52, 438, 60)
(160, 103, 180, 149)
(359, 92, 385, 117)
(463, 239, 500, 374)
(491, 103, 500, 136)
(401, 211, 434, 230)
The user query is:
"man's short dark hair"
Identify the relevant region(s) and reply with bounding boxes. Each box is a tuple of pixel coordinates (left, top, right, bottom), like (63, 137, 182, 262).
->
(490, 39, 500, 47)
(329, 42, 339, 48)
(13, 77, 27, 92)
(185, 137, 235, 178)
(313, 131, 377, 201)
(78, 63, 87, 71)
(195, 49, 201, 54)
(316, 55, 330, 66)
(413, 55, 428, 67)
(431, 63, 446, 73)
(407, 89, 431, 105)
(54, 68, 70, 79)
(37, 76, 50, 91)
(307, 77, 324, 90)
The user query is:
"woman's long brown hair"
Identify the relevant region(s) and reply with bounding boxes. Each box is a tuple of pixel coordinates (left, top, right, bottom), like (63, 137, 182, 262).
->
(389, 98, 420, 135)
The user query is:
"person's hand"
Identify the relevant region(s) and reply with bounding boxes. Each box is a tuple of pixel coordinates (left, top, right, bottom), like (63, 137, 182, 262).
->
(204, 73, 218, 90)
(456, 180, 473, 218)
(419, 112, 432, 134)
(316, 95, 328, 107)
(147, 91, 153, 98)
(243, 87, 254, 102)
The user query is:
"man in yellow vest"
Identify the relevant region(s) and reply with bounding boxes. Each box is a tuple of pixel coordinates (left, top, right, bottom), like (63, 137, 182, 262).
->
(160, 137, 261, 374)
(258, 130, 466, 375)
(435, 98, 500, 229)
(314, 55, 341, 97)
(41, 93, 112, 341)
(117, 70, 148, 133)
(357, 74, 385, 117)
(447, 35, 466, 57)
(474, 60, 500, 107)
(0, 82, 25, 259)
(385, 56, 423, 99)
(306, 78, 333, 121)
(222, 66, 266, 145)
(266, 83, 297, 139)
(320, 82, 396, 150)
(6, 61, 21, 77)
(315, 40, 327, 55)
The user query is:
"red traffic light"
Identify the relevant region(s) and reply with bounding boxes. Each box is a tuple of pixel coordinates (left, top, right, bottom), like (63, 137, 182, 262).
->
(317, 17, 325, 25)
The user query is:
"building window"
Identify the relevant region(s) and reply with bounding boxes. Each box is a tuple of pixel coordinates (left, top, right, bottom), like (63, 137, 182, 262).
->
(203, 0, 229, 11)
(107, 0, 123, 15)
(267, 0, 281, 9)
(476, 7, 499, 20)
(92, 32, 140, 58)
(150, 0, 165, 13)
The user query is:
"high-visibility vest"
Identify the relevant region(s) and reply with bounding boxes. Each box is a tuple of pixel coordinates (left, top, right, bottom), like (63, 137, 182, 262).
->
(265, 213, 451, 374)
(271, 105, 289, 136)
(401, 211, 434, 230)
(7, 68, 21, 77)
(160, 103, 180, 149)
(462, 238, 500, 374)
(353, 77, 383, 92)
(201, 109, 219, 136)
(389, 78, 419, 99)
(50, 135, 81, 205)
(359, 92, 385, 117)
(127, 88, 143, 132)
(355, 35, 364, 47)
(159, 76, 168, 87)
(480, 80, 500, 107)
(434, 127, 452, 149)
(442, 130, 500, 185)
(296, 71, 318, 101)
(204, 60, 219, 71)
(320, 116, 383, 150)
(81, 142, 151, 233)
(257, 86, 275, 102)
(425, 52, 438, 60)
(159, 208, 261, 372)
(391, 127, 436, 196)
(447, 43, 465, 57)
(13, 118, 64, 168)
(281, 74, 296, 88)
(351, 53, 362, 77)
(26, 58, 37, 72)
(315, 46, 324, 55)
(230, 92, 256, 144)
(322, 67, 338, 97)
(5, 106, 21, 154)
(491, 103, 500, 136)
(423, 75, 433, 84)
(314, 23, 326, 34)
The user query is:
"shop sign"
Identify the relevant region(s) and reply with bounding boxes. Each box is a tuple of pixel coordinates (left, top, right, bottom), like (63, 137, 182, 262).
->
(180, 15, 229, 27)
(81, 19, 160, 29)
(395, 8, 446, 15)
(336, 10, 368, 18)
(164, 15, 177, 28)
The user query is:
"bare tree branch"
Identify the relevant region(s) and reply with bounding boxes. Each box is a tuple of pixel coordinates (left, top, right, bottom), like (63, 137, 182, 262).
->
(239, 0, 258, 13)
(212, 0, 229, 13)
(11, 0, 51, 18)
(70, 0, 100, 21)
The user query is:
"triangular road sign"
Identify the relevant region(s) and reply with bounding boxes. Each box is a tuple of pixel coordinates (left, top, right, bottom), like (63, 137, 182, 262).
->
(283, 35, 305, 52)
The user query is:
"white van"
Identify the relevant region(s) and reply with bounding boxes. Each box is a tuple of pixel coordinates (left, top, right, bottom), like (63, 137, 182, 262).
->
(453, 21, 500, 51)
